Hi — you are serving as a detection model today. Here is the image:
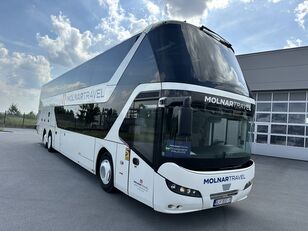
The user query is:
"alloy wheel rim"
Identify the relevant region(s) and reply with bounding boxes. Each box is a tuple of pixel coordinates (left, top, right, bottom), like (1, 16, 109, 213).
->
(48, 136, 51, 149)
(100, 159, 111, 185)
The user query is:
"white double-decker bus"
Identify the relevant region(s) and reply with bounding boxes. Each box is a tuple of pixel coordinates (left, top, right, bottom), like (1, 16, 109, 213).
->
(37, 21, 255, 213)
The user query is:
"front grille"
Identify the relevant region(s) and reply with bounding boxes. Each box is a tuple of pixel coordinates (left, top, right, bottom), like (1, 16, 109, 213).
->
(210, 190, 238, 199)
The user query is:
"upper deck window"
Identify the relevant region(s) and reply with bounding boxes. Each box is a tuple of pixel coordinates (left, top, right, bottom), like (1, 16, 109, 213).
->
(148, 23, 249, 96)
(41, 35, 138, 99)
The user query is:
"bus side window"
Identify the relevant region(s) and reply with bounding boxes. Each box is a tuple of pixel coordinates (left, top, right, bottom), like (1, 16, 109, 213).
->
(119, 98, 158, 163)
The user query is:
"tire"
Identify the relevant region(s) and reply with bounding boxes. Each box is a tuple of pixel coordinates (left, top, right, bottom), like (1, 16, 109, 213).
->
(98, 154, 115, 193)
(47, 133, 53, 152)
(43, 133, 47, 148)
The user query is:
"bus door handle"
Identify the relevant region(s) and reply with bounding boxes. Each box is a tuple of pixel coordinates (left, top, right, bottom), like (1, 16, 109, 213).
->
(132, 158, 139, 166)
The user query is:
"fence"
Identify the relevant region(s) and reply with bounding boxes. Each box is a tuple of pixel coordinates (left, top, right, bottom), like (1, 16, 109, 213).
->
(0, 112, 37, 129)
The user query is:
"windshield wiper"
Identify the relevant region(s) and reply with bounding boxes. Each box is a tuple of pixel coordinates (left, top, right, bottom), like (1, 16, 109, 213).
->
(199, 25, 234, 52)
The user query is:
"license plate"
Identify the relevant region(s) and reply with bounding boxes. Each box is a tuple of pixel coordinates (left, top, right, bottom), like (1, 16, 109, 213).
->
(213, 197, 232, 207)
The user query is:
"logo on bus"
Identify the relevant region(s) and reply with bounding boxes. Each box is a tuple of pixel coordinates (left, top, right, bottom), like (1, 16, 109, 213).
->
(204, 175, 246, 184)
(204, 95, 251, 111)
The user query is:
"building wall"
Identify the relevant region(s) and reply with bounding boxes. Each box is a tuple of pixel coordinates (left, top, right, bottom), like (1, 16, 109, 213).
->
(237, 46, 308, 161)
(251, 91, 308, 161)
(237, 46, 308, 91)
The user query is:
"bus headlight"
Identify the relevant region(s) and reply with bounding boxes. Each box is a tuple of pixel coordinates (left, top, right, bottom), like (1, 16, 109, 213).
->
(166, 179, 202, 198)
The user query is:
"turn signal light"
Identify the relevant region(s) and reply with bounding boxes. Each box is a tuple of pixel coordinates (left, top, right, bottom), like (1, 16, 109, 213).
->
(166, 179, 202, 198)
(244, 181, 252, 190)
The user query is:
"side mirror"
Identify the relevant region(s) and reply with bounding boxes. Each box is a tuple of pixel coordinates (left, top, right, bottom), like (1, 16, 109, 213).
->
(177, 97, 192, 137)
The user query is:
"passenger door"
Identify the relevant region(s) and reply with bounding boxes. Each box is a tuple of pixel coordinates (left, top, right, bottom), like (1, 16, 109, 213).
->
(128, 150, 154, 207)
(118, 96, 159, 207)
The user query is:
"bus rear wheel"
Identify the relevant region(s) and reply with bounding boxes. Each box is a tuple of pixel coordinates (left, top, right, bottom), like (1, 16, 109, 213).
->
(99, 155, 115, 193)
(43, 130, 47, 148)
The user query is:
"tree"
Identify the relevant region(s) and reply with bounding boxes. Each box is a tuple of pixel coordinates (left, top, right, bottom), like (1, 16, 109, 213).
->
(7, 104, 21, 116)
(25, 111, 36, 119)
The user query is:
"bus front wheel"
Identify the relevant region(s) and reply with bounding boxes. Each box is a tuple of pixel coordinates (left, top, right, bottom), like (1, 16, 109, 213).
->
(99, 154, 115, 193)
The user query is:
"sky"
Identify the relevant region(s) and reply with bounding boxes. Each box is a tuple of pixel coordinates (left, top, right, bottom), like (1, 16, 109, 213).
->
(0, 0, 307, 113)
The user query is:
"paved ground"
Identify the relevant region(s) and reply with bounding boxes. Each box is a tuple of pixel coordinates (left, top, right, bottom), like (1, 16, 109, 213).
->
(0, 128, 308, 231)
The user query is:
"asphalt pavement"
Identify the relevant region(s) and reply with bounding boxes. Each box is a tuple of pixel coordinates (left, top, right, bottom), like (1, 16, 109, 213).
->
(0, 128, 307, 231)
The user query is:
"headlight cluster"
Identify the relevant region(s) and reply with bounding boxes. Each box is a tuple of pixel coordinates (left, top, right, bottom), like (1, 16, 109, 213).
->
(166, 179, 202, 198)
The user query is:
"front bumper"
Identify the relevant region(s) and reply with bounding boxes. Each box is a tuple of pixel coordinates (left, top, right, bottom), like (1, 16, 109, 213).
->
(153, 161, 255, 213)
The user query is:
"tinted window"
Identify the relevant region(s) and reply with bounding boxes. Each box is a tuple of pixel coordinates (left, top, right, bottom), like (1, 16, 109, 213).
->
(256, 135, 267, 143)
(272, 103, 287, 112)
(271, 125, 286, 134)
(148, 23, 249, 96)
(257, 103, 271, 111)
(273, 92, 288, 101)
(258, 93, 271, 101)
(257, 125, 268, 133)
(103, 36, 160, 116)
(120, 97, 159, 163)
(272, 114, 287, 123)
(289, 103, 305, 112)
(249, 122, 255, 132)
(41, 35, 138, 99)
(270, 136, 286, 145)
(290, 92, 306, 101)
(55, 106, 77, 130)
(288, 125, 304, 135)
(288, 114, 305, 124)
(54, 103, 118, 138)
(90, 37, 138, 85)
(287, 137, 304, 147)
(256, 113, 270, 122)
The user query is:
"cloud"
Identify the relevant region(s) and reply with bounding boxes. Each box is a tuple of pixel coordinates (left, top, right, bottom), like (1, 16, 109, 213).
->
(0, 82, 40, 113)
(0, 45, 51, 89)
(97, 0, 161, 43)
(37, 13, 103, 68)
(36, 0, 256, 70)
(97, 0, 243, 42)
(164, 0, 207, 20)
(145, 1, 160, 15)
(268, 0, 281, 3)
(295, 0, 308, 29)
(0, 44, 51, 113)
(164, 0, 231, 25)
(240, 0, 254, 3)
(284, 38, 302, 48)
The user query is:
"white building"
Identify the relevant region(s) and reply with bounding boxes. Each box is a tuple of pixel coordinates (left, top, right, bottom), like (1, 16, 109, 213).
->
(237, 46, 308, 161)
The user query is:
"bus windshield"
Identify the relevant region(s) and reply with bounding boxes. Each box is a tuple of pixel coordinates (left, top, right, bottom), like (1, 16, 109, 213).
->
(162, 106, 251, 159)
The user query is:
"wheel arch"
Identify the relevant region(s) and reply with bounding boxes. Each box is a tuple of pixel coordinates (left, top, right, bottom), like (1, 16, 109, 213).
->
(95, 147, 112, 176)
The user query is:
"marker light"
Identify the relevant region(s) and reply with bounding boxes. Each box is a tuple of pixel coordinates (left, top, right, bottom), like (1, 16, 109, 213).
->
(244, 181, 252, 190)
(166, 179, 202, 198)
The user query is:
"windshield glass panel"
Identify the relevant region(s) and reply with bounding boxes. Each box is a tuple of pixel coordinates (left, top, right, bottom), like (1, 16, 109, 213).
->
(162, 107, 252, 160)
(148, 23, 249, 96)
